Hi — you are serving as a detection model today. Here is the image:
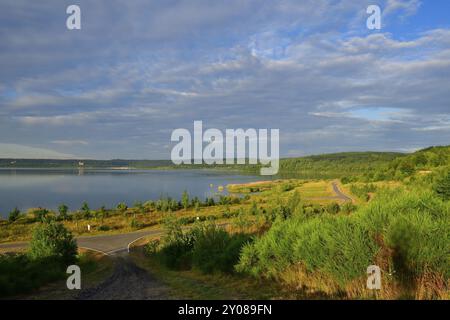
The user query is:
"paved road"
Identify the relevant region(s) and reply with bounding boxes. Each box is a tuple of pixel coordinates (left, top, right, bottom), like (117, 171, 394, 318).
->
(331, 181, 353, 202)
(306, 181, 353, 202)
(0, 228, 165, 255)
(0, 223, 229, 255)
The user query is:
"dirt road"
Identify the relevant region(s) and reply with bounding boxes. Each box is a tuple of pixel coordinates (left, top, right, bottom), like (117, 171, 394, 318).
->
(76, 254, 170, 300)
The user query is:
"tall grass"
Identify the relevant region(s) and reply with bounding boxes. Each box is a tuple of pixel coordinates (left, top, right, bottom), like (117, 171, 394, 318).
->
(237, 187, 449, 299)
(148, 221, 251, 274)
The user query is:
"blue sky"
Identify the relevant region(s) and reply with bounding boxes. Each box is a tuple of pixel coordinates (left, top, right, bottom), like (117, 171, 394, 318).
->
(0, 0, 449, 159)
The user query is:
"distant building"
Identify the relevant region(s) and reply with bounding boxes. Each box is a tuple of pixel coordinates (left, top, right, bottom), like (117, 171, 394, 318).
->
(78, 161, 84, 167)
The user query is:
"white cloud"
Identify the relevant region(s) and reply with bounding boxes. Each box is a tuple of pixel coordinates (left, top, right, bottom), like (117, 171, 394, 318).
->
(51, 140, 89, 146)
(0, 143, 76, 159)
(0, 1, 449, 158)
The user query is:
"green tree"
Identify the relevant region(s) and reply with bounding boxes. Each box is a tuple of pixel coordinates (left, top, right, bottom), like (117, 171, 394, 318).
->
(434, 171, 450, 201)
(58, 204, 69, 220)
(81, 202, 91, 219)
(8, 207, 20, 222)
(33, 208, 49, 222)
(28, 221, 77, 264)
(98, 206, 108, 223)
(398, 160, 415, 176)
(181, 190, 190, 210)
(134, 201, 145, 214)
(117, 202, 128, 216)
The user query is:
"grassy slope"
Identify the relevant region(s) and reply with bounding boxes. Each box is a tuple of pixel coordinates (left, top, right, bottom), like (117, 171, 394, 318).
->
(130, 241, 283, 300)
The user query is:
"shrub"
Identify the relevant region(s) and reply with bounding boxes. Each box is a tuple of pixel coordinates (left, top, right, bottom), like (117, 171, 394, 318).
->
(158, 216, 195, 269)
(33, 208, 50, 222)
(98, 225, 110, 231)
(81, 202, 91, 219)
(130, 218, 144, 229)
(144, 239, 160, 256)
(160, 235, 195, 270)
(325, 202, 340, 214)
(0, 254, 67, 297)
(97, 205, 108, 223)
(181, 190, 190, 210)
(8, 207, 21, 222)
(192, 224, 251, 274)
(341, 202, 357, 214)
(157, 219, 250, 274)
(28, 221, 77, 264)
(117, 202, 128, 215)
(0, 221, 78, 297)
(58, 204, 69, 220)
(434, 171, 450, 201)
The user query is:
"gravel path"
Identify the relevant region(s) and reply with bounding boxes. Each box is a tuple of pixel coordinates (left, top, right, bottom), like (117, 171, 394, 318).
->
(76, 254, 170, 300)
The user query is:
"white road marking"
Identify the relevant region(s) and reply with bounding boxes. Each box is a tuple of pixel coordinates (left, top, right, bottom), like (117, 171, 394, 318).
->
(127, 235, 150, 253)
(78, 246, 110, 256)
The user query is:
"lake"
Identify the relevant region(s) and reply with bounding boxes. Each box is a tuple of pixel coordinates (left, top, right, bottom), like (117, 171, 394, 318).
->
(0, 168, 267, 217)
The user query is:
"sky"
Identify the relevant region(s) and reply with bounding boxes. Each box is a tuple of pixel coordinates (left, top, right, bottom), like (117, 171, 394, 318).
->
(0, 0, 449, 159)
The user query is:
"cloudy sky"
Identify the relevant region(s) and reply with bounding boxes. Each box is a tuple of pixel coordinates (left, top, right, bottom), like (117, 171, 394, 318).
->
(0, 0, 449, 159)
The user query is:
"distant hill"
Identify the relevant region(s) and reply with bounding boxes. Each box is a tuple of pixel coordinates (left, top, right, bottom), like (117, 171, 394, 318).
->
(0, 159, 173, 169)
(1, 146, 448, 181)
(387, 145, 450, 176)
(277, 146, 449, 180)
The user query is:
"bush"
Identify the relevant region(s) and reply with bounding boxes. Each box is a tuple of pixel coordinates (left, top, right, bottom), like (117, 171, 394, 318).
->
(130, 218, 144, 229)
(58, 204, 69, 220)
(8, 207, 21, 222)
(160, 236, 195, 270)
(28, 221, 77, 264)
(192, 224, 251, 274)
(158, 216, 195, 269)
(341, 202, 357, 214)
(81, 202, 91, 219)
(33, 208, 50, 222)
(144, 239, 161, 256)
(350, 184, 377, 201)
(0, 254, 67, 297)
(0, 222, 78, 297)
(325, 202, 340, 214)
(434, 171, 450, 201)
(157, 220, 250, 274)
(98, 225, 110, 231)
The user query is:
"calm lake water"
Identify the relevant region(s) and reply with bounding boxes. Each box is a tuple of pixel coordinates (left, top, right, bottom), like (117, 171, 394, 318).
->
(0, 168, 267, 217)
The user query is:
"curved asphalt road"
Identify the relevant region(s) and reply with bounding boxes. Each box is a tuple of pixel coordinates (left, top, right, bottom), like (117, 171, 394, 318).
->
(331, 181, 353, 202)
(0, 223, 230, 255)
(0, 228, 165, 255)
